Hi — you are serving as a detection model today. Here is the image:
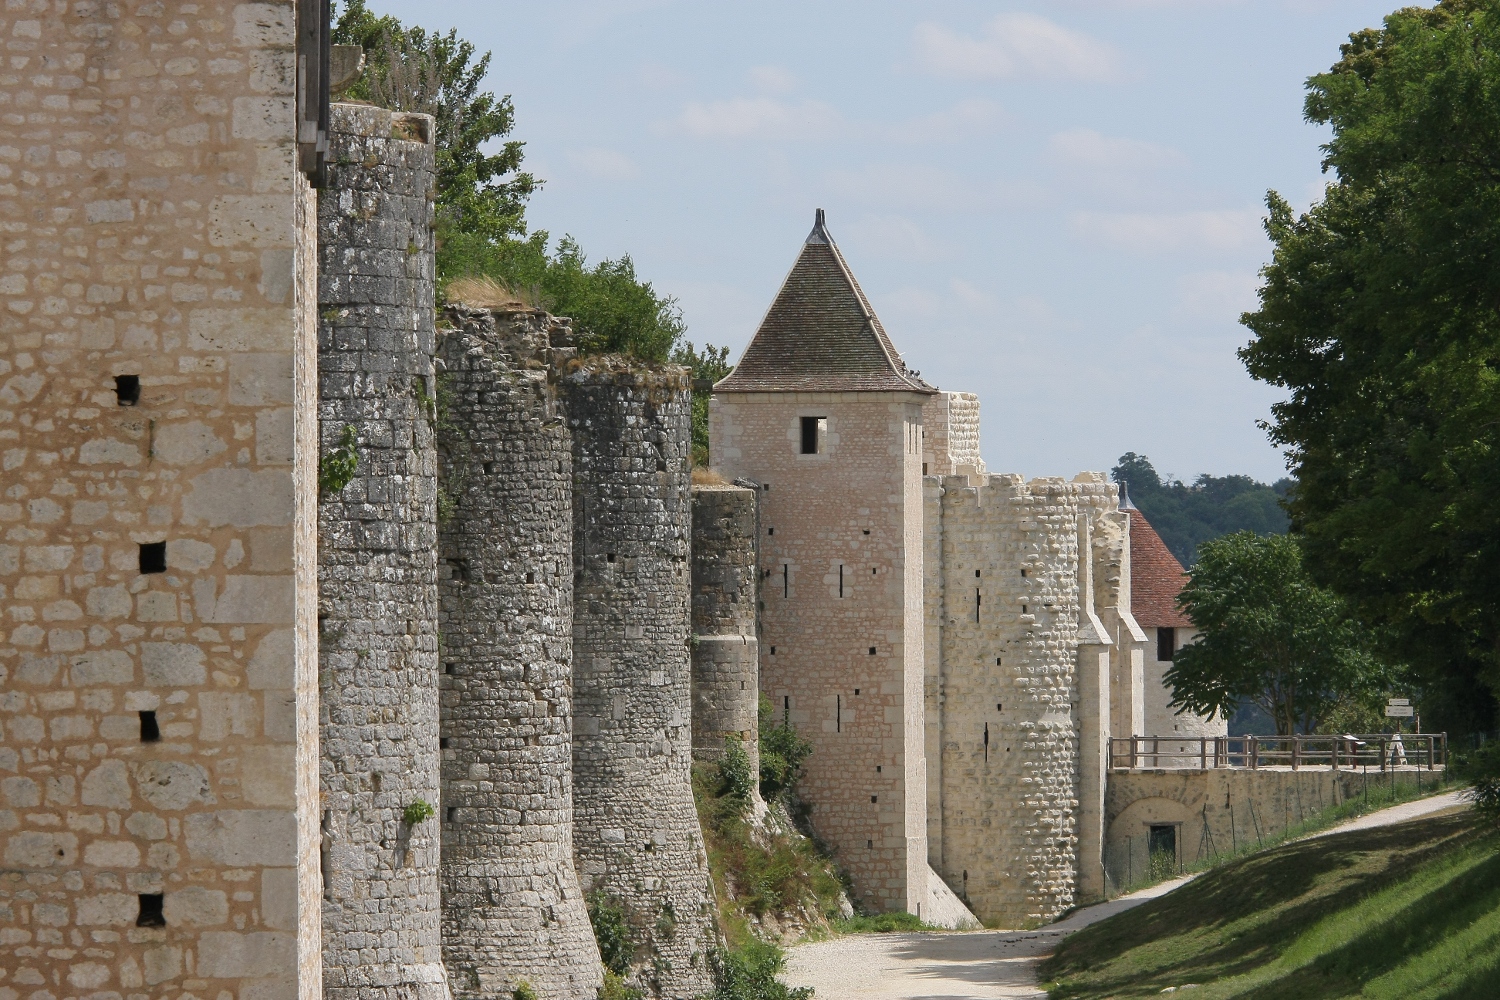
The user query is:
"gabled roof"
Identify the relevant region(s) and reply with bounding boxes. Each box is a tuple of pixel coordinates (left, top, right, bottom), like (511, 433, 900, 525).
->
(714, 210, 936, 394)
(1129, 508, 1194, 629)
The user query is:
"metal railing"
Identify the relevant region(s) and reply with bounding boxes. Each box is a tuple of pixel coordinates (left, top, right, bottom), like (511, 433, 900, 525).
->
(1109, 733, 1447, 771)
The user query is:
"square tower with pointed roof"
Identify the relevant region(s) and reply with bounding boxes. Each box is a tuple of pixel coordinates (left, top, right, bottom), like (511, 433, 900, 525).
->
(711, 211, 935, 915)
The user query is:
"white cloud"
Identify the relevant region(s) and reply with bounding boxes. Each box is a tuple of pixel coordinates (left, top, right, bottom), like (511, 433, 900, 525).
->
(914, 13, 1120, 82)
(895, 98, 1009, 142)
(825, 163, 1040, 214)
(1047, 129, 1187, 172)
(566, 147, 640, 181)
(1068, 208, 1266, 254)
(749, 65, 797, 94)
(670, 97, 845, 140)
(840, 214, 949, 262)
(1174, 270, 1262, 321)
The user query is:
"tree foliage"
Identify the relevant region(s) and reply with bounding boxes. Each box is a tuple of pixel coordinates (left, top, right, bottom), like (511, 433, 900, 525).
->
(1167, 532, 1390, 735)
(332, 2, 729, 374)
(333, 0, 535, 244)
(1239, 0, 1500, 734)
(757, 694, 813, 803)
(1110, 453, 1290, 566)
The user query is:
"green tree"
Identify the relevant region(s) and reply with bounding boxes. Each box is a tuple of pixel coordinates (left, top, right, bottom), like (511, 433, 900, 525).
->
(674, 341, 733, 466)
(1111, 453, 1290, 566)
(1239, 0, 1500, 734)
(333, 0, 535, 245)
(1166, 532, 1389, 735)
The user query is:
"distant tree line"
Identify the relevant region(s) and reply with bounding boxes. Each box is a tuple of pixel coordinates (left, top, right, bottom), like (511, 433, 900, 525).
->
(1109, 453, 1291, 566)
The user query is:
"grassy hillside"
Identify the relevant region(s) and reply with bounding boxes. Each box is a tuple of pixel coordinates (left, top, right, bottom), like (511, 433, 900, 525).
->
(1041, 809, 1500, 999)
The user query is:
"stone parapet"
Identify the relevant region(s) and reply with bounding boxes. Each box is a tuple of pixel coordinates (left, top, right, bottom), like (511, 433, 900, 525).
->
(435, 307, 601, 999)
(317, 104, 449, 1000)
(568, 365, 717, 999)
(690, 485, 760, 775)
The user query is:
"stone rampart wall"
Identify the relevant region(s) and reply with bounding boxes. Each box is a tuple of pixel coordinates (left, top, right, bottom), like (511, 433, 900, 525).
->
(921, 393, 984, 477)
(435, 307, 602, 999)
(0, 3, 321, 998)
(931, 474, 1093, 926)
(690, 485, 760, 776)
(570, 365, 716, 999)
(317, 103, 447, 1000)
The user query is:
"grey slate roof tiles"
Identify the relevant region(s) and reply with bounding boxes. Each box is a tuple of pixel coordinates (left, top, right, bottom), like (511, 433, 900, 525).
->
(715, 210, 936, 394)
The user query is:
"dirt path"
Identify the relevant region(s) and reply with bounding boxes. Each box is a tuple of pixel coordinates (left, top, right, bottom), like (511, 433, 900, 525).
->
(782, 790, 1470, 1000)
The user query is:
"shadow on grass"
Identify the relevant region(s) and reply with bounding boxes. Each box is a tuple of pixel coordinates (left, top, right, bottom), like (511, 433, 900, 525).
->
(1043, 813, 1492, 998)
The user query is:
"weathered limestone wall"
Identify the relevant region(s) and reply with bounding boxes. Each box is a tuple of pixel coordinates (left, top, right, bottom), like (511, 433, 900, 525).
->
(921, 392, 984, 478)
(690, 484, 760, 782)
(435, 308, 602, 999)
(931, 474, 1092, 926)
(317, 104, 447, 1000)
(570, 365, 717, 998)
(1106, 767, 1437, 872)
(0, 2, 320, 998)
(710, 391, 930, 916)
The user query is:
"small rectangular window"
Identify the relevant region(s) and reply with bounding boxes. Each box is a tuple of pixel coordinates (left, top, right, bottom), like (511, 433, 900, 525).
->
(1158, 627, 1177, 662)
(139, 542, 167, 575)
(115, 375, 141, 406)
(800, 416, 827, 455)
(139, 711, 160, 742)
(136, 893, 165, 927)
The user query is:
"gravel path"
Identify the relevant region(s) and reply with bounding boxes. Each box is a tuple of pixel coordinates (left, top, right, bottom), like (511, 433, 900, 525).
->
(782, 789, 1470, 1000)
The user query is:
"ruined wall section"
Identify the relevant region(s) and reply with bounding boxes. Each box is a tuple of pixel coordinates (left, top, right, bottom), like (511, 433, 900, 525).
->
(690, 484, 760, 783)
(435, 308, 602, 999)
(934, 475, 1083, 926)
(0, 3, 320, 998)
(317, 104, 447, 1000)
(570, 366, 716, 999)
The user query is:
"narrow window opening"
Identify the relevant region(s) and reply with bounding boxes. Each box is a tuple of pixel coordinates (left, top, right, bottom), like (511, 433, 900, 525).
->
(783, 564, 789, 598)
(439, 737, 450, 749)
(976, 589, 981, 623)
(115, 375, 141, 406)
(922, 463, 928, 475)
(1021, 568, 1027, 578)
(836, 695, 841, 733)
(770, 646, 776, 655)
(868, 647, 876, 655)
(870, 795, 877, 803)
(606, 553, 616, 563)
(862, 529, 870, 535)
(139, 711, 160, 743)
(764, 483, 771, 491)
(526, 572, 535, 584)
(1022, 604, 1028, 615)
(1158, 627, 1177, 662)
(136, 894, 165, 928)
(800, 416, 827, 454)
(443, 663, 454, 675)
(867, 839, 873, 849)
(139, 542, 166, 575)
(875, 765, 881, 773)
(839, 564, 844, 598)
(447, 807, 457, 823)
(768, 527, 774, 536)
(984, 722, 990, 761)
(783, 695, 790, 724)
(854, 688, 860, 695)
(996, 703, 1003, 712)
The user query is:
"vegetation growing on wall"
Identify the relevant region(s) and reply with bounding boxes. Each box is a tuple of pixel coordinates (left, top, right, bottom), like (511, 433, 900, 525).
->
(332, 1, 735, 457)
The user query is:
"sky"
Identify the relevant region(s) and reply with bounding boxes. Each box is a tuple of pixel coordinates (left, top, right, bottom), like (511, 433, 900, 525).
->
(370, 0, 1404, 484)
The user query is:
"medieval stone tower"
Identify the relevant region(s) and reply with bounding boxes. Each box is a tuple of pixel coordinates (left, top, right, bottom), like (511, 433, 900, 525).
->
(711, 210, 935, 916)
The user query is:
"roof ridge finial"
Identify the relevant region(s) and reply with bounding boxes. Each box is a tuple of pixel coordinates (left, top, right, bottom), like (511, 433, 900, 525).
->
(1119, 481, 1137, 510)
(806, 208, 831, 246)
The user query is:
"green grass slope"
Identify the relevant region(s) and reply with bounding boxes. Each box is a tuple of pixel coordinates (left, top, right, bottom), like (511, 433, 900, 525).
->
(1042, 810, 1500, 999)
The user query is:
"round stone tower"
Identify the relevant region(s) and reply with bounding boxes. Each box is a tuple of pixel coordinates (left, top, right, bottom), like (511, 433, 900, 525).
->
(690, 483, 762, 785)
(317, 103, 449, 1000)
(435, 306, 603, 999)
(568, 364, 718, 999)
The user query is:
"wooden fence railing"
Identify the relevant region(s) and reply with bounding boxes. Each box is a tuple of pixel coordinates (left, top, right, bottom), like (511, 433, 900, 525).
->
(1109, 733, 1447, 771)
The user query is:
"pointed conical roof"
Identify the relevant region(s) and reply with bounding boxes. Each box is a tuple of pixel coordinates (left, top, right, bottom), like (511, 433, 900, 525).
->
(1128, 508, 1193, 629)
(715, 210, 936, 394)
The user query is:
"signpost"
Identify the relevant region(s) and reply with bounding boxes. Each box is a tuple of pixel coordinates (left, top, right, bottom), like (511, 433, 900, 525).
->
(1386, 698, 1418, 735)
